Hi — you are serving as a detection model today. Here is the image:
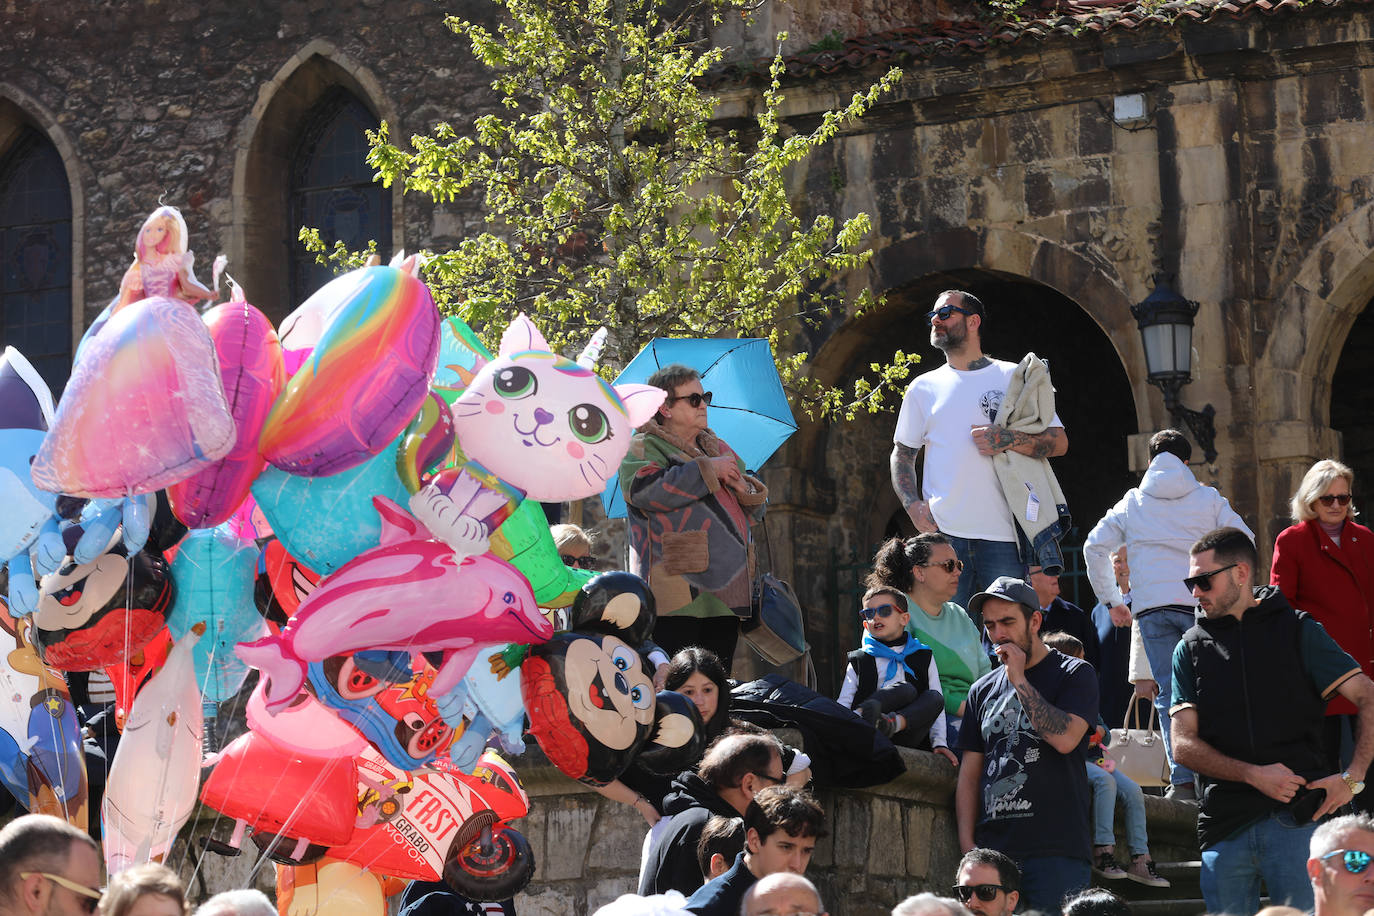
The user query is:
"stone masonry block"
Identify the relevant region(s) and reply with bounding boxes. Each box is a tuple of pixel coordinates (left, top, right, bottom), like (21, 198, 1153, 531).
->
(832, 794, 872, 870)
(539, 800, 596, 881)
(867, 798, 907, 877)
(905, 805, 936, 879)
(586, 801, 650, 875)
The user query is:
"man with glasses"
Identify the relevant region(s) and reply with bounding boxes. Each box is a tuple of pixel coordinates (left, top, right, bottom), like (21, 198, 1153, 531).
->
(1172, 527, 1374, 915)
(1082, 428, 1252, 802)
(891, 290, 1068, 612)
(640, 732, 787, 897)
(740, 873, 828, 916)
(0, 814, 102, 916)
(952, 848, 1021, 916)
(1307, 814, 1374, 916)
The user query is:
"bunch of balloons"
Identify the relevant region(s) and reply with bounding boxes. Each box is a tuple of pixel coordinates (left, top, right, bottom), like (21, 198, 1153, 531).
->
(0, 208, 705, 908)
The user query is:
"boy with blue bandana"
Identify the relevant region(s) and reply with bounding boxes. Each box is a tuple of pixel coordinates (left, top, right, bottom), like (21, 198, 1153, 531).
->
(837, 586, 956, 762)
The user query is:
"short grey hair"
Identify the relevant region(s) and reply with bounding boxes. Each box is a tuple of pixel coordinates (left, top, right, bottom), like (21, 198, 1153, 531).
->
(892, 893, 973, 916)
(1292, 458, 1357, 523)
(1310, 812, 1374, 859)
(195, 890, 276, 916)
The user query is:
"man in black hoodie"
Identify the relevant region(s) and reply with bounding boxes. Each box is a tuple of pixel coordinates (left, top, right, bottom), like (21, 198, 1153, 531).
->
(639, 732, 785, 896)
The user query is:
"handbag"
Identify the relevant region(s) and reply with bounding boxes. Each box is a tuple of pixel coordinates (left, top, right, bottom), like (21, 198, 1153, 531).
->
(1108, 700, 1170, 787)
(743, 572, 807, 666)
(741, 516, 808, 666)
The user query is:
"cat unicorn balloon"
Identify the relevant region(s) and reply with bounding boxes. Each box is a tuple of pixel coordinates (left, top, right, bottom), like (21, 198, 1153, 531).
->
(409, 315, 664, 557)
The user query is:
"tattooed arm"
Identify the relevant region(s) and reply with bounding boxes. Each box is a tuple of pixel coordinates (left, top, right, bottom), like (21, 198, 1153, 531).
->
(891, 444, 937, 532)
(970, 425, 1068, 459)
(994, 641, 1089, 753)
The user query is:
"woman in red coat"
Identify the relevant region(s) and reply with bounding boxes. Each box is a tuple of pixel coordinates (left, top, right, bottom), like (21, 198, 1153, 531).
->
(1271, 458, 1374, 802)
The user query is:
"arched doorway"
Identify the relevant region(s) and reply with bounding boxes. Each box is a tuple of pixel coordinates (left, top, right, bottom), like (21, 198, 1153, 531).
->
(809, 269, 1138, 686)
(1330, 294, 1374, 493)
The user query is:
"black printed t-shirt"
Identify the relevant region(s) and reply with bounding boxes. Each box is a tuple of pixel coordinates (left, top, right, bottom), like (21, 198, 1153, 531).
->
(958, 648, 1099, 862)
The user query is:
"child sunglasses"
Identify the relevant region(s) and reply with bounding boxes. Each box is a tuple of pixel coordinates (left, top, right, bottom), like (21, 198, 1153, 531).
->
(859, 603, 903, 621)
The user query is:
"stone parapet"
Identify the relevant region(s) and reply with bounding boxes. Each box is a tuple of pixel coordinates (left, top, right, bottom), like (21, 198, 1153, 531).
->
(514, 734, 1201, 916)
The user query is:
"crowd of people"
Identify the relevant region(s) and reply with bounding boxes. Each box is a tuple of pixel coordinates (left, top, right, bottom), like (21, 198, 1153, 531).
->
(8, 287, 1374, 916)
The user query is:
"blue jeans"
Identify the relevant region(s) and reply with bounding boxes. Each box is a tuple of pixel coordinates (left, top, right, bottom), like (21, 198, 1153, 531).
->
(948, 536, 1026, 613)
(1137, 606, 1196, 786)
(1086, 763, 1149, 855)
(1200, 812, 1316, 915)
(1019, 855, 1091, 913)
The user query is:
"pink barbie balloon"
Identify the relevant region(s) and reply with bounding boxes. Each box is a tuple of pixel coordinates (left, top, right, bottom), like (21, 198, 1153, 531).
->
(259, 259, 440, 478)
(168, 290, 285, 528)
(236, 496, 551, 715)
(32, 296, 235, 498)
(409, 314, 663, 558)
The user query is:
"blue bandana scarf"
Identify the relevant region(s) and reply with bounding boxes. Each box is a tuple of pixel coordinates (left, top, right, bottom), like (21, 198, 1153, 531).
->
(861, 630, 929, 682)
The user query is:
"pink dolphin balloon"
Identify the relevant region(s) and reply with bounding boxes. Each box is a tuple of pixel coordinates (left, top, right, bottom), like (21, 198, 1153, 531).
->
(168, 293, 285, 528)
(236, 496, 551, 714)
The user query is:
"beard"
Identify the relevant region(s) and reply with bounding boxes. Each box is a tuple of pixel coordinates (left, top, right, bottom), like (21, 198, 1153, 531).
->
(931, 319, 967, 352)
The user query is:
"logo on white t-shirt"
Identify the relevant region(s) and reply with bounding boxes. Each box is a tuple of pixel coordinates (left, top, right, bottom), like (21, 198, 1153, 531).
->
(979, 389, 1005, 423)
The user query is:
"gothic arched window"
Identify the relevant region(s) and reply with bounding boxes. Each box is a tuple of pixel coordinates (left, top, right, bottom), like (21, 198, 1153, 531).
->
(288, 88, 391, 306)
(0, 126, 72, 394)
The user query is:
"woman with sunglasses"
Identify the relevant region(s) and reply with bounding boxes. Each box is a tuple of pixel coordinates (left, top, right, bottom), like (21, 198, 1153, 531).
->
(620, 364, 767, 671)
(870, 533, 991, 748)
(1272, 459, 1374, 806)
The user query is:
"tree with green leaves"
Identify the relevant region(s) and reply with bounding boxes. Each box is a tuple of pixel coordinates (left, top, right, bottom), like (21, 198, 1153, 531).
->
(314, 0, 919, 417)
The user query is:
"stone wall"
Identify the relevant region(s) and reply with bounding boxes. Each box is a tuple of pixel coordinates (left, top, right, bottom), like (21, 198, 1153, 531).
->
(514, 736, 1201, 916)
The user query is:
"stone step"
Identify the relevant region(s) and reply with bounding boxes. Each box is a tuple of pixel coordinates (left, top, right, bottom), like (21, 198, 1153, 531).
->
(1126, 898, 1208, 916)
(1094, 860, 1202, 901)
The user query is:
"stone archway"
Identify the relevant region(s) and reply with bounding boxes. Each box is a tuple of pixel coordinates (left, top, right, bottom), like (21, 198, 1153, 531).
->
(1257, 198, 1374, 547)
(772, 228, 1144, 688)
(0, 88, 85, 348)
(228, 41, 402, 321)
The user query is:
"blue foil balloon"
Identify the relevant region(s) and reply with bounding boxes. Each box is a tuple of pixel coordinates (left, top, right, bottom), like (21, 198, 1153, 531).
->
(168, 527, 264, 704)
(250, 434, 410, 575)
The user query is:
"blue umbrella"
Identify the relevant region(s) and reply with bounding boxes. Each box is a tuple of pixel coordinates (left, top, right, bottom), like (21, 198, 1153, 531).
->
(601, 337, 797, 518)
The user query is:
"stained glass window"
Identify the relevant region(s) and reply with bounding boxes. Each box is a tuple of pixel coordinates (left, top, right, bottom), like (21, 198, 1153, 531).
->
(288, 89, 391, 306)
(0, 127, 72, 395)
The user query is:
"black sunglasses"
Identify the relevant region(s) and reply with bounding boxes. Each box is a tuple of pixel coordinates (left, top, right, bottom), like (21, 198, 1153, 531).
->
(952, 884, 1005, 903)
(1183, 563, 1238, 593)
(860, 603, 902, 621)
(1322, 849, 1372, 875)
(927, 303, 977, 322)
(1318, 493, 1353, 507)
(923, 558, 963, 574)
(750, 770, 785, 786)
(560, 554, 597, 570)
(667, 391, 713, 408)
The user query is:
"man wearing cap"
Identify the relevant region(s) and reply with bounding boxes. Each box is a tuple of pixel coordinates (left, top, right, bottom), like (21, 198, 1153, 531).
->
(956, 576, 1099, 913)
(891, 290, 1068, 610)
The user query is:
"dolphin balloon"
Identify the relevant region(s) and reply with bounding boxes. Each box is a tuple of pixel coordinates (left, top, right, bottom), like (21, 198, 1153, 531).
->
(236, 497, 552, 714)
(102, 623, 204, 873)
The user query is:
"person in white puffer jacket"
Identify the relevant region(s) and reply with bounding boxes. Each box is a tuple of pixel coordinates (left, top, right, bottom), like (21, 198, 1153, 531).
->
(1083, 429, 1253, 802)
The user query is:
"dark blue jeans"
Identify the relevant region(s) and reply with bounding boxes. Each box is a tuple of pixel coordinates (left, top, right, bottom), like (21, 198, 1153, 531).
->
(1018, 855, 1091, 913)
(1200, 812, 1316, 915)
(947, 535, 1026, 614)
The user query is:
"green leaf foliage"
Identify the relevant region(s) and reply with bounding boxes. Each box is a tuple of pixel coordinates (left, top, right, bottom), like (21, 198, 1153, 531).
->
(320, 0, 920, 419)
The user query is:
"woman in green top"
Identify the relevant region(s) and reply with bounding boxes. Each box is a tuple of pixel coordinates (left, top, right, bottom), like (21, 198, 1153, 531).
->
(869, 533, 992, 745)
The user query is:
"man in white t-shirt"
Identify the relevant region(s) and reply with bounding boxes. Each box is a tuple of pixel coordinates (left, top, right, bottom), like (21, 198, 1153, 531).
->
(890, 290, 1069, 612)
